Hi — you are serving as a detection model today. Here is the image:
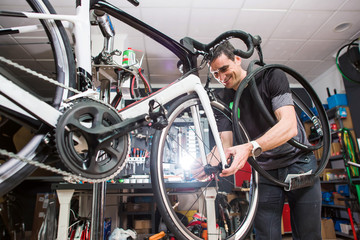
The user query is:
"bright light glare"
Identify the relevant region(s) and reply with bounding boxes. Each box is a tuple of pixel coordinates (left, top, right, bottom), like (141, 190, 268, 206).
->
(180, 151, 194, 170)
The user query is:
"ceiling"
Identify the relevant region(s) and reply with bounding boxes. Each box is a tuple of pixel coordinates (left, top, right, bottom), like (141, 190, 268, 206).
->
(1, 0, 360, 94)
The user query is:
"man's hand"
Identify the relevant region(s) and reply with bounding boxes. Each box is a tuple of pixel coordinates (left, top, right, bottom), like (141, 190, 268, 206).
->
(220, 143, 252, 177)
(191, 159, 207, 180)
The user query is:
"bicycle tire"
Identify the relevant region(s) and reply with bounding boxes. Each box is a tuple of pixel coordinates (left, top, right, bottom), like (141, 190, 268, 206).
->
(0, 0, 76, 196)
(151, 94, 258, 240)
(232, 64, 331, 188)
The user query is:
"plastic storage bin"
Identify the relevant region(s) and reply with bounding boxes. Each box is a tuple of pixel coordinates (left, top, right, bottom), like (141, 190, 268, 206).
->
(327, 94, 348, 109)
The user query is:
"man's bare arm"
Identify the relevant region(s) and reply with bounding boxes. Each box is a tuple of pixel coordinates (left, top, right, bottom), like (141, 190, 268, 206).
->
(220, 105, 298, 177)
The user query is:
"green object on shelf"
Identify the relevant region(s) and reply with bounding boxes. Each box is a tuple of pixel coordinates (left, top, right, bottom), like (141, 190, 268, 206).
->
(340, 128, 360, 206)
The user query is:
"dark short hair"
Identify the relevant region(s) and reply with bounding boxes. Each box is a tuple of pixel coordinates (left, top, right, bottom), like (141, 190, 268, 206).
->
(210, 40, 236, 63)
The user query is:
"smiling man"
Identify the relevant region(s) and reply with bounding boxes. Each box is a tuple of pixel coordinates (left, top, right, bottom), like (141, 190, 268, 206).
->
(206, 41, 322, 240)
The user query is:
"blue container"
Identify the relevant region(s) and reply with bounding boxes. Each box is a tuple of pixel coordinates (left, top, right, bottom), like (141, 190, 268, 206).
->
(334, 219, 349, 232)
(300, 107, 318, 122)
(300, 104, 328, 122)
(322, 191, 334, 205)
(338, 185, 350, 197)
(327, 94, 348, 109)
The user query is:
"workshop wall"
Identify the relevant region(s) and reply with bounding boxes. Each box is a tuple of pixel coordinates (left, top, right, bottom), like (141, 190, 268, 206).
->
(311, 65, 345, 104)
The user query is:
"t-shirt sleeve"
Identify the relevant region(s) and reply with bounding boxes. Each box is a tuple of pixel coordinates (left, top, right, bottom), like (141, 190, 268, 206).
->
(267, 69, 294, 111)
(215, 110, 233, 132)
(214, 89, 233, 132)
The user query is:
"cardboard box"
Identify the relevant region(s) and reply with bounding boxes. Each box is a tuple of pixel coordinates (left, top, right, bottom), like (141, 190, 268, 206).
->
(340, 223, 352, 235)
(321, 218, 336, 240)
(134, 220, 151, 229)
(126, 202, 151, 212)
(134, 219, 151, 235)
(135, 228, 151, 234)
(31, 193, 57, 240)
(333, 192, 346, 206)
(320, 168, 347, 181)
(331, 142, 342, 156)
(314, 147, 323, 160)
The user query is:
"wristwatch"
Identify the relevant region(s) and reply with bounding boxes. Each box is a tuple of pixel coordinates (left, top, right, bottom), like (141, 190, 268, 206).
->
(250, 141, 262, 157)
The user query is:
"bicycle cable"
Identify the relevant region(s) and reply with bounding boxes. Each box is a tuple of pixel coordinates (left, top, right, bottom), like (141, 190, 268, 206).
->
(0, 56, 131, 184)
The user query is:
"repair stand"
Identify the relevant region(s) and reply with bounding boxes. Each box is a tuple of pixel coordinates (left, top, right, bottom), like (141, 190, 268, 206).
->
(90, 182, 107, 240)
(56, 189, 74, 239)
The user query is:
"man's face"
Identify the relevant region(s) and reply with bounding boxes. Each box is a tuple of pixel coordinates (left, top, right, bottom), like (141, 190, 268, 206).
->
(210, 53, 242, 90)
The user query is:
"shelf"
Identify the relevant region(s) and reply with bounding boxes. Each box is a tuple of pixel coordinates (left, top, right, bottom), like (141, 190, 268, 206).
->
(329, 155, 344, 161)
(26, 176, 64, 182)
(327, 105, 349, 120)
(322, 177, 360, 185)
(321, 180, 348, 184)
(350, 178, 360, 185)
(52, 181, 216, 191)
(322, 204, 347, 209)
(123, 211, 152, 215)
(336, 231, 355, 239)
(317, 154, 343, 162)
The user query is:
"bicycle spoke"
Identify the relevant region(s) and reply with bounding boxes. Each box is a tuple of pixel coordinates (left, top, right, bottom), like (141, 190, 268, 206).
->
(151, 94, 258, 240)
(0, 0, 76, 195)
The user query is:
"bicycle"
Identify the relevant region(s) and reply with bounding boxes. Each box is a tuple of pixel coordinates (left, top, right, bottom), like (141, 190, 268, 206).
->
(0, 0, 331, 239)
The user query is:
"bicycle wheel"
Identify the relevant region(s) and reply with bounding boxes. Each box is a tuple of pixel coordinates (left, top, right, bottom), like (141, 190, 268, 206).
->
(151, 94, 258, 240)
(232, 64, 331, 188)
(0, 0, 76, 196)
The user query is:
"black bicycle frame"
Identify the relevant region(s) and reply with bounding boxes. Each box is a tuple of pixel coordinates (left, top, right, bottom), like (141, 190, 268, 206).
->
(92, 1, 198, 74)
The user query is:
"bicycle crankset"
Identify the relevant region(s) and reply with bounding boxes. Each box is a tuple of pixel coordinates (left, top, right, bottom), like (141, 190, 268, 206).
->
(55, 98, 129, 179)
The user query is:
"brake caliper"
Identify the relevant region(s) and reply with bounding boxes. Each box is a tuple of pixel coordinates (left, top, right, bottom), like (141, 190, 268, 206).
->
(148, 100, 168, 130)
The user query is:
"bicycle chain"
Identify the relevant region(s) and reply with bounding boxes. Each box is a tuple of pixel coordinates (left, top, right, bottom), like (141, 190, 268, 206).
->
(0, 56, 131, 184)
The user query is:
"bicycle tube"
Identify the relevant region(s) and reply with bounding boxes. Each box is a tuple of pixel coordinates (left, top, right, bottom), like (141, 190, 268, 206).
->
(231, 64, 331, 189)
(0, 0, 76, 196)
(246, 61, 323, 151)
(151, 94, 259, 240)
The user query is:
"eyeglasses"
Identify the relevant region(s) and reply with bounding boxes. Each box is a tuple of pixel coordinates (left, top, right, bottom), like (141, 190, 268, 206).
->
(210, 64, 229, 80)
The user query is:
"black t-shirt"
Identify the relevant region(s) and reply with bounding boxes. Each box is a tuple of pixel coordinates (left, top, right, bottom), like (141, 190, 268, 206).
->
(215, 68, 309, 170)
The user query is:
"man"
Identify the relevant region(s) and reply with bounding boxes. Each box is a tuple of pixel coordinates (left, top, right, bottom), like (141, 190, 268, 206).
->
(200, 41, 322, 239)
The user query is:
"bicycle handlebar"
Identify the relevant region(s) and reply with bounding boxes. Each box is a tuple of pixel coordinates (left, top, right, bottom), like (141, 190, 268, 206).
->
(182, 30, 259, 59)
(127, 0, 139, 6)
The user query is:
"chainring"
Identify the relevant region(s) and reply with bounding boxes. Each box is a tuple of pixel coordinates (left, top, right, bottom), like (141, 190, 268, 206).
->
(55, 98, 129, 179)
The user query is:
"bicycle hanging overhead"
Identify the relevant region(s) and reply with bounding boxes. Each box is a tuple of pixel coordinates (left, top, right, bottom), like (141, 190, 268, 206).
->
(335, 37, 360, 84)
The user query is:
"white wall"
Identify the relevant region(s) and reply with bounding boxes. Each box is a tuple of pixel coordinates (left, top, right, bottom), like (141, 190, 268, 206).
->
(311, 65, 345, 104)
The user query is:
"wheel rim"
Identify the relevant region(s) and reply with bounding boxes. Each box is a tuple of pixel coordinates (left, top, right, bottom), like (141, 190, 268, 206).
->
(151, 95, 258, 240)
(0, 0, 75, 195)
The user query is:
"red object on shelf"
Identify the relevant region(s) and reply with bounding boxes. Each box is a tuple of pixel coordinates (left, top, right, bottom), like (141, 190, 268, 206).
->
(347, 207, 358, 240)
(282, 203, 292, 233)
(235, 162, 252, 187)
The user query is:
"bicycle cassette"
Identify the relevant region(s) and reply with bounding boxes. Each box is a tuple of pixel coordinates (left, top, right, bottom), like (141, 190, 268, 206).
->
(55, 98, 129, 179)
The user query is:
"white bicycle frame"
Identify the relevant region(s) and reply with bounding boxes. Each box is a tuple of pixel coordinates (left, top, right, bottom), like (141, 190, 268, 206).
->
(0, 1, 258, 239)
(0, 0, 228, 168)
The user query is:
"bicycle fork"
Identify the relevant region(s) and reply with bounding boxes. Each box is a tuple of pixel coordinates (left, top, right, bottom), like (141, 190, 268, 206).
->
(193, 84, 228, 169)
(193, 84, 227, 240)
